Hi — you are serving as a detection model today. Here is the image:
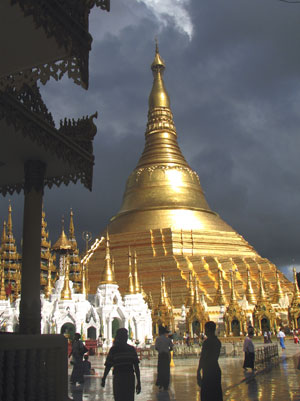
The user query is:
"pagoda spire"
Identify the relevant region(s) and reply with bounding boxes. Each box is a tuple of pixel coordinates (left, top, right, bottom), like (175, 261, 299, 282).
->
(1, 221, 6, 249)
(61, 255, 72, 300)
(69, 208, 75, 242)
(44, 257, 53, 298)
(158, 274, 167, 306)
(160, 273, 172, 308)
(126, 247, 135, 294)
(292, 267, 300, 305)
(185, 271, 194, 307)
(257, 269, 267, 302)
(193, 276, 200, 305)
(244, 260, 256, 304)
(133, 250, 140, 293)
(273, 270, 284, 304)
(0, 259, 6, 300)
(214, 259, 226, 306)
(229, 270, 238, 304)
(7, 202, 12, 236)
(100, 231, 116, 284)
(81, 263, 87, 298)
(52, 217, 72, 253)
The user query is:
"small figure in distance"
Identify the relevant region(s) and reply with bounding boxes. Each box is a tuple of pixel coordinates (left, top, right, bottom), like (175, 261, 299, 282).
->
(155, 325, 173, 391)
(277, 327, 286, 350)
(69, 333, 88, 385)
(101, 328, 141, 401)
(197, 321, 223, 401)
(83, 354, 95, 375)
(243, 329, 256, 372)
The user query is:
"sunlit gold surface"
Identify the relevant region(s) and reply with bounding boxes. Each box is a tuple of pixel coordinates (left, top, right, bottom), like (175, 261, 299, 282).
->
(87, 46, 293, 310)
(99, 232, 116, 284)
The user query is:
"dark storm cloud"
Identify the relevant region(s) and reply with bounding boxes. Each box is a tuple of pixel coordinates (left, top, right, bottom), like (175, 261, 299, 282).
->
(2, 0, 300, 279)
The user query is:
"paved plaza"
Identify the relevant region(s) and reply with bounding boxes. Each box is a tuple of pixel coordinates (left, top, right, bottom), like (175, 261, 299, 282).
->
(69, 341, 300, 401)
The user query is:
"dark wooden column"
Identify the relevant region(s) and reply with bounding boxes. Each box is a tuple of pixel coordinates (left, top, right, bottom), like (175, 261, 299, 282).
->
(19, 160, 46, 334)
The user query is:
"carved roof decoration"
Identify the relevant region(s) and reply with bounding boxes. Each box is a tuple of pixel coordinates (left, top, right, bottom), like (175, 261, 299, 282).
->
(0, 84, 97, 195)
(0, 0, 110, 91)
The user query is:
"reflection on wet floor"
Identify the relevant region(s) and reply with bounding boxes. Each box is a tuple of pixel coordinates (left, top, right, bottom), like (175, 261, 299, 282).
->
(68, 342, 300, 401)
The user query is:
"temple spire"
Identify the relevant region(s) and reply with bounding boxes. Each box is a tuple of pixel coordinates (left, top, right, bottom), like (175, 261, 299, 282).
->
(44, 258, 53, 299)
(100, 231, 116, 284)
(81, 263, 87, 297)
(273, 270, 284, 304)
(7, 202, 12, 236)
(193, 276, 200, 305)
(214, 259, 226, 306)
(61, 255, 72, 300)
(185, 271, 194, 307)
(69, 209, 75, 239)
(0, 258, 6, 300)
(244, 260, 256, 304)
(126, 247, 135, 294)
(52, 217, 72, 252)
(257, 269, 267, 302)
(149, 40, 169, 109)
(133, 250, 140, 293)
(292, 267, 300, 305)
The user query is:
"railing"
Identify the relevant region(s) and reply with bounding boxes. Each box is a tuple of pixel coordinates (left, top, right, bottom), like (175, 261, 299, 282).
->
(255, 344, 279, 368)
(0, 334, 69, 401)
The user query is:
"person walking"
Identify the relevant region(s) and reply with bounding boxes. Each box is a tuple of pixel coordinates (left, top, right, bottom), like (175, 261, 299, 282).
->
(155, 326, 173, 391)
(243, 330, 255, 372)
(101, 328, 141, 401)
(277, 328, 286, 350)
(197, 321, 223, 401)
(69, 333, 88, 385)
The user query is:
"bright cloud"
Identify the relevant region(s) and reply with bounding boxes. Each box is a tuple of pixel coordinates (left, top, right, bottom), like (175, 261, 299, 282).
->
(136, 0, 193, 39)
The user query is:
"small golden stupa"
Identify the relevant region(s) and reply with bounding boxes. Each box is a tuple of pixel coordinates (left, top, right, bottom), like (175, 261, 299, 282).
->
(86, 44, 293, 324)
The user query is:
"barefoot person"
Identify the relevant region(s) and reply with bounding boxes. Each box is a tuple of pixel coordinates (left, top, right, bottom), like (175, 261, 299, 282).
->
(101, 328, 141, 401)
(155, 325, 173, 391)
(243, 329, 255, 372)
(197, 321, 223, 401)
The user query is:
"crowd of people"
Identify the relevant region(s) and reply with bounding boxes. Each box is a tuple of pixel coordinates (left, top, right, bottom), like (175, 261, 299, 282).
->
(68, 323, 296, 401)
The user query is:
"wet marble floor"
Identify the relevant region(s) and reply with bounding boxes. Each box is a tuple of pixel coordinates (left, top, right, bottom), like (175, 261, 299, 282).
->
(69, 342, 300, 401)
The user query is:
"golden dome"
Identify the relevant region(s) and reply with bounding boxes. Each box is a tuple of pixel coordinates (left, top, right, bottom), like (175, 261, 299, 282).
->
(109, 45, 238, 236)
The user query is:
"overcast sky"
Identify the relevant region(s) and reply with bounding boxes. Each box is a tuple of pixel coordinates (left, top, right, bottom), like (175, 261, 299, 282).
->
(3, 0, 300, 280)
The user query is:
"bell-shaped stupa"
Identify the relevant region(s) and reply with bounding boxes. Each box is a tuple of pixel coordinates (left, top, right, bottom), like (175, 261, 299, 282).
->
(87, 44, 292, 309)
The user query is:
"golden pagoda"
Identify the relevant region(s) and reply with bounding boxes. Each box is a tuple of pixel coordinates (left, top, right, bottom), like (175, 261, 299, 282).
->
(86, 44, 293, 331)
(0, 204, 21, 300)
(68, 209, 82, 292)
(40, 208, 57, 293)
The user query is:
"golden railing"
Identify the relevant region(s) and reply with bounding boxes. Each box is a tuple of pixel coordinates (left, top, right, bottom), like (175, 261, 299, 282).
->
(0, 334, 68, 401)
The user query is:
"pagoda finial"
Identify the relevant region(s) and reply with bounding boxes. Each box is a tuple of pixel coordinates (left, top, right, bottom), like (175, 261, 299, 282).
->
(147, 291, 154, 310)
(69, 208, 75, 240)
(161, 273, 172, 308)
(292, 267, 300, 305)
(229, 270, 237, 304)
(159, 274, 167, 306)
(52, 216, 72, 252)
(44, 258, 53, 298)
(81, 263, 87, 298)
(1, 221, 6, 248)
(7, 202, 12, 235)
(244, 259, 256, 304)
(193, 276, 200, 305)
(0, 259, 6, 300)
(257, 268, 267, 302)
(61, 255, 72, 300)
(214, 259, 226, 306)
(185, 271, 194, 307)
(126, 247, 135, 294)
(100, 231, 116, 284)
(273, 269, 284, 304)
(133, 250, 140, 293)
(149, 41, 169, 109)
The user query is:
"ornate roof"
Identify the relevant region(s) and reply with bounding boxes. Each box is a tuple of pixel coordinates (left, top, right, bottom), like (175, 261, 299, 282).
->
(0, 84, 97, 195)
(0, 0, 110, 90)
